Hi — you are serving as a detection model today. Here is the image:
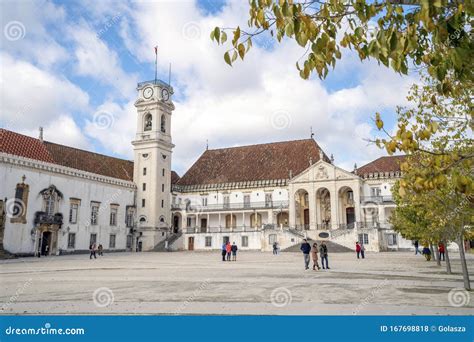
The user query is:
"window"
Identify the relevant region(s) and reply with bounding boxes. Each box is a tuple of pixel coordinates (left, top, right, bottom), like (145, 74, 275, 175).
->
(162, 184, 165, 192)
(161, 200, 164, 208)
(160, 114, 166, 133)
(162, 168, 165, 177)
(243, 195, 250, 208)
(205, 236, 212, 247)
(110, 208, 117, 226)
(126, 235, 132, 248)
(142, 183, 146, 191)
(223, 195, 230, 209)
(242, 236, 248, 247)
(265, 193, 273, 207)
(69, 202, 78, 224)
(250, 213, 262, 228)
(202, 197, 208, 207)
(44, 193, 55, 216)
(358, 233, 369, 245)
(269, 234, 277, 245)
(144, 113, 152, 131)
(225, 214, 236, 228)
(126, 207, 134, 228)
(109, 234, 116, 248)
(142, 199, 146, 208)
(143, 168, 147, 176)
(67, 233, 76, 248)
(11, 179, 29, 224)
(387, 233, 398, 246)
(370, 187, 381, 197)
(90, 233, 97, 246)
(186, 217, 192, 227)
(91, 203, 99, 225)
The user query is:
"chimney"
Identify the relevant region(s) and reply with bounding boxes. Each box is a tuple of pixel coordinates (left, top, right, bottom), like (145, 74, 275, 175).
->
(39, 127, 43, 142)
(330, 154, 334, 163)
(354, 163, 358, 175)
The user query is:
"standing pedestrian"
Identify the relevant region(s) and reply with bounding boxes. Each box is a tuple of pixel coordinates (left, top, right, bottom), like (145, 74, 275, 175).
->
(231, 242, 238, 261)
(300, 239, 311, 270)
(225, 241, 232, 261)
(311, 242, 320, 270)
(414, 240, 421, 255)
(355, 241, 361, 259)
(319, 242, 329, 269)
(360, 242, 365, 259)
(89, 243, 97, 259)
(438, 242, 445, 261)
(273, 242, 278, 255)
(98, 244, 103, 256)
(422, 245, 431, 261)
(221, 242, 227, 261)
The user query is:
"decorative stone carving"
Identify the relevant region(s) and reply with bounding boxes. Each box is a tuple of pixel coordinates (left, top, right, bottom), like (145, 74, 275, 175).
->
(316, 165, 329, 179)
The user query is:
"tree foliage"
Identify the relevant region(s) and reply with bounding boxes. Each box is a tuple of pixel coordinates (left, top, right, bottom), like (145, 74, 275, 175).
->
(211, 0, 473, 93)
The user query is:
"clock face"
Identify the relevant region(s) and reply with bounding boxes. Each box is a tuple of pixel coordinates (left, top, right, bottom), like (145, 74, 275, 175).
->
(143, 87, 154, 99)
(161, 88, 170, 102)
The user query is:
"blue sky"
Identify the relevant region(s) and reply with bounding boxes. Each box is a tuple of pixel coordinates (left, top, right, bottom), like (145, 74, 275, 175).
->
(0, 0, 413, 175)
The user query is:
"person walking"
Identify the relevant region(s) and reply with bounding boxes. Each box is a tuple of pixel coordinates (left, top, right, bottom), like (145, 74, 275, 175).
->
(300, 239, 311, 270)
(311, 242, 320, 270)
(225, 241, 232, 261)
(272, 242, 278, 255)
(438, 242, 445, 261)
(414, 240, 421, 255)
(422, 245, 431, 261)
(360, 242, 365, 259)
(98, 244, 103, 256)
(89, 243, 97, 259)
(355, 241, 361, 259)
(221, 242, 227, 261)
(231, 242, 238, 261)
(319, 242, 329, 269)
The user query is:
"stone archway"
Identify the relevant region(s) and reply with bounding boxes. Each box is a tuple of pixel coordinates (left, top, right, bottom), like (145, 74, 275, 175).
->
(338, 186, 355, 227)
(294, 189, 309, 230)
(316, 187, 331, 229)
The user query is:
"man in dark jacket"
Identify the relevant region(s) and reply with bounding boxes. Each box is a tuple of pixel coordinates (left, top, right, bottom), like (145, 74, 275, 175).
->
(231, 242, 238, 261)
(319, 242, 329, 269)
(300, 239, 311, 270)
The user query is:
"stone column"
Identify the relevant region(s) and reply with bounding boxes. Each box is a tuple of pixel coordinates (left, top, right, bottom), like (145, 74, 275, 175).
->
(308, 191, 316, 230)
(289, 192, 296, 228)
(330, 188, 338, 229)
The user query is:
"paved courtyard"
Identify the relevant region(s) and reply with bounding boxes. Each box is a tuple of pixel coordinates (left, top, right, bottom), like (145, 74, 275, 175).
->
(0, 251, 472, 315)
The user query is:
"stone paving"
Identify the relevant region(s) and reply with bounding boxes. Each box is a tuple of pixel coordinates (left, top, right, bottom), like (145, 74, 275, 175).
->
(0, 251, 472, 315)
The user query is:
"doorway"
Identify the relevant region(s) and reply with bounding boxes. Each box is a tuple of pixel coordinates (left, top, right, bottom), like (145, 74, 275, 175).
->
(346, 207, 355, 225)
(41, 231, 51, 256)
(173, 215, 180, 233)
(303, 209, 310, 229)
(188, 237, 195, 250)
(200, 218, 207, 233)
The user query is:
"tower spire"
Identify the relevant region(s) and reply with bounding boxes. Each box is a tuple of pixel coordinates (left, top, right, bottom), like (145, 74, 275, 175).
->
(310, 126, 314, 139)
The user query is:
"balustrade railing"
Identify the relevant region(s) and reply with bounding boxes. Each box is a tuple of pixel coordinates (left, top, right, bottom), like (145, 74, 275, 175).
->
(172, 200, 289, 212)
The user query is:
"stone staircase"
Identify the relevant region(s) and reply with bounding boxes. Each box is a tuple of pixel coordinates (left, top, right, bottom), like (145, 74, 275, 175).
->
(282, 238, 353, 253)
(152, 232, 182, 252)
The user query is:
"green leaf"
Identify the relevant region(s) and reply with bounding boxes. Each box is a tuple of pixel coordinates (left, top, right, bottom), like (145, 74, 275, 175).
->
(238, 43, 246, 59)
(220, 31, 227, 44)
(224, 51, 232, 66)
(214, 27, 220, 42)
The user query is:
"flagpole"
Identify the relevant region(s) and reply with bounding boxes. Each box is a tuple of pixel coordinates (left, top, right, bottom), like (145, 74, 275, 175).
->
(154, 46, 158, 85)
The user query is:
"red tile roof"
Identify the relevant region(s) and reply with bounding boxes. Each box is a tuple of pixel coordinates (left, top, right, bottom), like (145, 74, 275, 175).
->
(356, 155, 406, 177)
(0, 128, 134, 181)
(177, 139, 329, 186)
(171, 170, 180, 185)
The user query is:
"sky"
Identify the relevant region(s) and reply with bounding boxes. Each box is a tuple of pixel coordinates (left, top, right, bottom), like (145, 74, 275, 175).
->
(0, 0, 416, 175)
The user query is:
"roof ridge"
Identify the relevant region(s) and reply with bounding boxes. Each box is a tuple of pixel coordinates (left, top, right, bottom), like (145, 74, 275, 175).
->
(207, 138, 316, 151)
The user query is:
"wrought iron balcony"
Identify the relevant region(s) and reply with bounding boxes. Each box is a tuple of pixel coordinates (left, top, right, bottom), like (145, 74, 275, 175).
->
(34, 211, 63, 227)
(171, 200, 289, 212)
(360, 196, 394, 204)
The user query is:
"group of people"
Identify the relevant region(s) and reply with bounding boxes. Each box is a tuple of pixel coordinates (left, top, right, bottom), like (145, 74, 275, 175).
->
(221, 241, 238, 261)
(355, 241, 366, 259)
(89, 243, 104, 259)
(300, 239, 329, 270)
(414, 240, 446, 261)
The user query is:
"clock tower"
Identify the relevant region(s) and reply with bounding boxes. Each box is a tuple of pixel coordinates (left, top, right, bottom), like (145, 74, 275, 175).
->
(132, 80, 174, 251)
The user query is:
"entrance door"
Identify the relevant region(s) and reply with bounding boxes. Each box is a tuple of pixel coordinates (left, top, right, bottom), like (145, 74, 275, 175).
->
(346, 207, 355, 225)
(188, 237, 194, 251)
(303, 209, 310, 229)
(173, 215, 180, 233)
(41, 232, 51, 256)
(200, 218, 207, 233)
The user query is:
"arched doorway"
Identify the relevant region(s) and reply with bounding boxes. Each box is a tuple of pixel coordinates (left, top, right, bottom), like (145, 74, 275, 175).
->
(338, 186, 355, 227)
(172, 213, 182, 233)
(294, 189, 309, 230)
(276, 212, 289, 227)
(316, 188, 331, 229)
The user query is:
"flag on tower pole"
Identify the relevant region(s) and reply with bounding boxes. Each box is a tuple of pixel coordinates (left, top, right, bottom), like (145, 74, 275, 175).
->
(154, 46, 158, 85)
